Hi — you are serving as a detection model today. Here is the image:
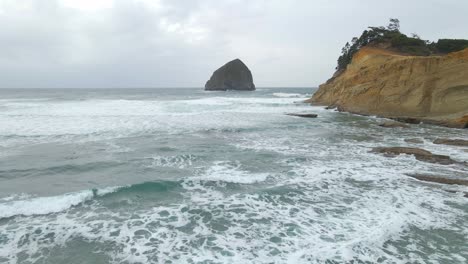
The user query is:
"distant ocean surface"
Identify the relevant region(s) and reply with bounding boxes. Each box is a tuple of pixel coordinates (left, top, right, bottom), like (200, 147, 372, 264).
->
(0, 88, 467, 264)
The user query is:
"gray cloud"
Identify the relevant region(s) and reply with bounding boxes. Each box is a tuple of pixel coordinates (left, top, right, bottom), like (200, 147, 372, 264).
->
(0, 0, 467, 88)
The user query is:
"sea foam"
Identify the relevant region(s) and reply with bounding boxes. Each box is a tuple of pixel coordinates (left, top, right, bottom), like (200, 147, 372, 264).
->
(272, 92, 305, 98)
(190, 161, 270, 184)
(0, 187, 118, 219)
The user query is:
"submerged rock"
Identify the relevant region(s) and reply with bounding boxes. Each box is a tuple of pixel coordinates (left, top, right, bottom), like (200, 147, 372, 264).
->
(391, 117, 422, 124)
(433, 138, 468, 147)
(404, 138, 424, 144)
(372, 147, 431, 156)
(406, 174, 468, 186)
(371, 147, 457, 165)
(205, 59, 255, 91)
(378, 121, 409, 128)
(286, 113, 318, 118)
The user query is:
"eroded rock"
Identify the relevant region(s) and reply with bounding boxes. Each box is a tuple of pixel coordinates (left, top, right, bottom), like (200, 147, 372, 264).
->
(391, 117, 421, 124)
(433, 138, 468, 147)
(371, 147, 457, 165)
(378, 121, 409, 128)
(286, 113, 318, 118)
(404, 138, 424, 144)
(406, 174, 468, 186)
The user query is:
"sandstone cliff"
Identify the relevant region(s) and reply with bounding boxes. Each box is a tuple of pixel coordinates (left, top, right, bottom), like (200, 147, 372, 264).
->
(309, 47, 468, 128)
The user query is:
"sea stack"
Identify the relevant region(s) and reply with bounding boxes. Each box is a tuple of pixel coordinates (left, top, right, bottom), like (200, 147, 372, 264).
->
(205, 59, 255, 91)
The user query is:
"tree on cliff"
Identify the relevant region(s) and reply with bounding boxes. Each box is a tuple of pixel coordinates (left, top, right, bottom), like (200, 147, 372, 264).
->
(387, 18, 400, 32)
(336, 19, 468, 71)
(336, 18, 435, 71)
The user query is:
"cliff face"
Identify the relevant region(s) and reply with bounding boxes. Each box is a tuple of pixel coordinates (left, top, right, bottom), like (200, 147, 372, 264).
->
(309, 47, 468, 128)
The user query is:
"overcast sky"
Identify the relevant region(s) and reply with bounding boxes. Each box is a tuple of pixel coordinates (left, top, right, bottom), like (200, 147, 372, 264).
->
(0, 0, 467, 88)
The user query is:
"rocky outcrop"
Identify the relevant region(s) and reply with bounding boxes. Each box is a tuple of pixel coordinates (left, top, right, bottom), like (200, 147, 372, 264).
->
(406, 174, 468, 186)
(378, 121, 409, 128)
(404, 138, 424, 144)
(433, 138, 468, 147)
(205, 59, 255, 91)
(286, 113, 318, 118)
(371, 147, 457, 165)
(406, 174, 468, 198)
(308, 47, 468, 128)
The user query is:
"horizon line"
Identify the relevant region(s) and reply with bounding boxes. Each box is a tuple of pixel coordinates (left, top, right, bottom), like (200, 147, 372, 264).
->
(0, 86, 318, 89)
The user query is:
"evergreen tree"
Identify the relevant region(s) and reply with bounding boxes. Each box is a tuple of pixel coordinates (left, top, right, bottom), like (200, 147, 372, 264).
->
(387, 18, 400, 32)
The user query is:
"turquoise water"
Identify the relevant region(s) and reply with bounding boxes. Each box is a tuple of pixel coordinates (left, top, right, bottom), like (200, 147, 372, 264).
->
(0, 88, 467, 263)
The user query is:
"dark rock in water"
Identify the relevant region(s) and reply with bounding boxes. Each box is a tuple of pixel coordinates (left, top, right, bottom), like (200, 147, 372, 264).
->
(433, 138, 468, 147)
(336, 105, 346, 112)
(372, 147, 431, 156)
(404, 138, 424, 144)
(406, 174, 468, 186)
(391, 117, 422, 124)
(445, 189, 468, 198)
(406, 174, 468, 198)
(205, 59, 255, 91)
(371, 147, 457, 165)
(286, 113, 318, 118)
(379, 121, 409, 128)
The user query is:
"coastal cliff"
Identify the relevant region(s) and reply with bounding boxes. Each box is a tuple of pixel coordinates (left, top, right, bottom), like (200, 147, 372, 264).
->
(309, 47, 468, 128)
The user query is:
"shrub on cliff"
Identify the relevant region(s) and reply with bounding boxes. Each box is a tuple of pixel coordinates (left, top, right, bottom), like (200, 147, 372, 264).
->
(435, 39, 468, 53)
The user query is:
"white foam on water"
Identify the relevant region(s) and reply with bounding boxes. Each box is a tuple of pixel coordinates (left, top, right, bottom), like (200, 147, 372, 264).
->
(183, 96, 302, 105)
(1, 90, 468, 263)
(189, 161, 270, 184)
(1, 165, 466, 263)
(0, 187, 119, 219)
(0, 193, 29, 202)
(0, 96, 312, 139)
(272, 92, 305, 98)
(179, 97, 235, 106)
(2, 131, 468, 263)
(0, 192, 92, 219)
(148, 154, 198, 169)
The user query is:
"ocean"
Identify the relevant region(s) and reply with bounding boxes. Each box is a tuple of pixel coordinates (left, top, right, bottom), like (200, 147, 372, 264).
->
(0, 88, 467, 263)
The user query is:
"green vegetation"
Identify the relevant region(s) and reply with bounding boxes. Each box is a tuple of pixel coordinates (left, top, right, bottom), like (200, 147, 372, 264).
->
(336, 19, 468, 71)
(435, 39, 468, 54)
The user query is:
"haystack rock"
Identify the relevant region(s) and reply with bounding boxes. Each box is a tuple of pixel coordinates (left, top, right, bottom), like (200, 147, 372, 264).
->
(205, 59, 255, 91)
(308, 47, 468, 128)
